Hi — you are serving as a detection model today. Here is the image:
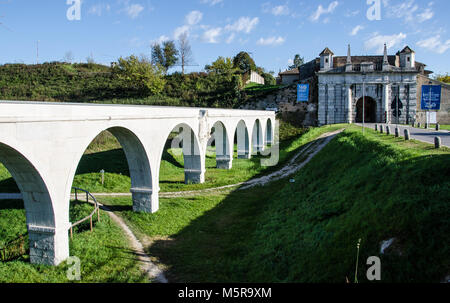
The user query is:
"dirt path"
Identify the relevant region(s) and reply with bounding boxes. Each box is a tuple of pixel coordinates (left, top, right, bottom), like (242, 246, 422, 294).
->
(100, 203, 168, 283)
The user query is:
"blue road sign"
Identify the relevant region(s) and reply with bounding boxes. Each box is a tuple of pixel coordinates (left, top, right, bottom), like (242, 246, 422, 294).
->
(297, 84, 309, 102)
(421, 85, 441, 110)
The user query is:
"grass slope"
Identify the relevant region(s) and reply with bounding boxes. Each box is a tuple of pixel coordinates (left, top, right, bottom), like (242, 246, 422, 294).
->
(242, 126, 449, 283)
(0, 200, 146, 283)
(100, 125, 449, 283)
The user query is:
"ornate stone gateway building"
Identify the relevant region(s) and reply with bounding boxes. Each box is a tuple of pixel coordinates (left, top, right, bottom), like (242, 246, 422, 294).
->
(317, 45, 429, 125)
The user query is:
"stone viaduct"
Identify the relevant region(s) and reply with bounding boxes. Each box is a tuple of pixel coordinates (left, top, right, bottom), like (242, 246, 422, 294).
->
(0, 101, 276, 266)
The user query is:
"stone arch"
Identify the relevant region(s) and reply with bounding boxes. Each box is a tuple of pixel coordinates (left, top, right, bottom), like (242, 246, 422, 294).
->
(252, 119, 264, 155)
(210, 121, 232, 169)
(67, 126, 154, 213)
(0, 143, 62, 265)
(355, 97, 377, 123)
(235, 120, 250, 159)
(160, 123, 205, 184)
(265, 118, 274, 146)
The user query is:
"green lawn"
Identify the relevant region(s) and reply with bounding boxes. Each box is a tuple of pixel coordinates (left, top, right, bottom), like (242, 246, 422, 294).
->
(0, 199, 146, 283)
(98, 125, 450, 283)
(432, 124, 450, 131)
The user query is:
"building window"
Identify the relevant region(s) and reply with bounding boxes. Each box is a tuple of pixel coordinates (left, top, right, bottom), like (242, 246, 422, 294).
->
(407, 57, 410, 62)
(325, 58, 329, 63)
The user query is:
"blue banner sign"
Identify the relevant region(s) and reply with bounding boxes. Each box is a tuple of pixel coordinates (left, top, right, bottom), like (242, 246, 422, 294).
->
(297, 84, 309, 102)
(421, 85, 441, 110)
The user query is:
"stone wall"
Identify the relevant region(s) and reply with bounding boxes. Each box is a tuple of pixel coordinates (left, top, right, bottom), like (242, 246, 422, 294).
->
(240, 77, 319, 126)
(416, 75, 450, 124)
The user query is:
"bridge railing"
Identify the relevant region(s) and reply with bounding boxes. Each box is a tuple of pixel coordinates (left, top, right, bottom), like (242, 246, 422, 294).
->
(70, 187, 101, 239)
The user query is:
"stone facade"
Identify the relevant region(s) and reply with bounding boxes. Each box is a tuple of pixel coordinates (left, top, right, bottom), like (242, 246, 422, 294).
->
(317, 45, 423, 125)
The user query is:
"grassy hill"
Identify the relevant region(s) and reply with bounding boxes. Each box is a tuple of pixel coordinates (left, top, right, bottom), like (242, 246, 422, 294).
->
(0, 62, 249, 108)
(0, 62, 124, 102)
(99, 125, 449, 283)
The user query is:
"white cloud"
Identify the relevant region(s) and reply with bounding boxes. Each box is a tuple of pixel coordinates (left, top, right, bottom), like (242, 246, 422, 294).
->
(125, 4, 144, 19)
(186, 10, 203, 26)
(172, 11, 203, 39)
(226, 33, 235, 44)
(386, 0, 434, 23)
(225, 17, 259, 34)
(417, 35, 450, 54)
(201, 0, 223, 6)
(174, 25, 190, 39)
(417, 8, 434, 23)
(345, 9, 359, 17)
(257, 36, 285, 46)
(262, 3, 290, 16)
(272, 5, 290, 16)
(364, 32, 407, 54)
(350, 25, 364, 36)
(202, 27, 222, 43)
(151, 35, 170, 45)
(310, 1, 339, 22)
(88, 4, 111, 16)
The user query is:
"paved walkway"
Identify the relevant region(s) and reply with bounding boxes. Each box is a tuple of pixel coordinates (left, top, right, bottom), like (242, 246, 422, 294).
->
(359, 123, 450, 148)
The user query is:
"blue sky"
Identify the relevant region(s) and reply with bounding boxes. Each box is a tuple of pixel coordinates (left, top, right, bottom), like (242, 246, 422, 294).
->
(1, 0, 449, 75)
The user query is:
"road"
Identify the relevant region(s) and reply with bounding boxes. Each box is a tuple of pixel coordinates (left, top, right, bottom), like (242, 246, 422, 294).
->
(358, 123, 450, 148)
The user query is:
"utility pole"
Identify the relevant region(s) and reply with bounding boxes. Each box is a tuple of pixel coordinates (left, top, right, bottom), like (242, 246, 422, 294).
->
(396, 86, 399, 127)
(362, 72, 366, 135)
(427, 84, 432, 128)
(36, 40, 40, 64)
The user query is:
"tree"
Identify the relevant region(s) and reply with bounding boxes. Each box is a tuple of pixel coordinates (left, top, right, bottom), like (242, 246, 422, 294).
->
(151, 40, 179, 73)
(435, 74, 450, 83)
(205, 57, 235, 75)
(114, 55, 166, 95)
(178, 32, 194, 75)
(289, 54, 304, 70)
(233, 51, 256, 74)
(262, 72, 276, 86)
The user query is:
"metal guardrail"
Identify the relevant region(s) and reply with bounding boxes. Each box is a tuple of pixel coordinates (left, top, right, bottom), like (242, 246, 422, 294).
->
(70, 187, 101, 239)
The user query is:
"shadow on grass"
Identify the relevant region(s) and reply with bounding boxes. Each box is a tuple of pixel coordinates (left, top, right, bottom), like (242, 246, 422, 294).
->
(143, 132, 450, 283)
(163, 141, 184, 169)
(101, 205, 132, 212)
(76, 144, 185, 176)
(0, 199, 24, 210)
(0, 178, 20, 193)
(76, 149, 130, 176)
